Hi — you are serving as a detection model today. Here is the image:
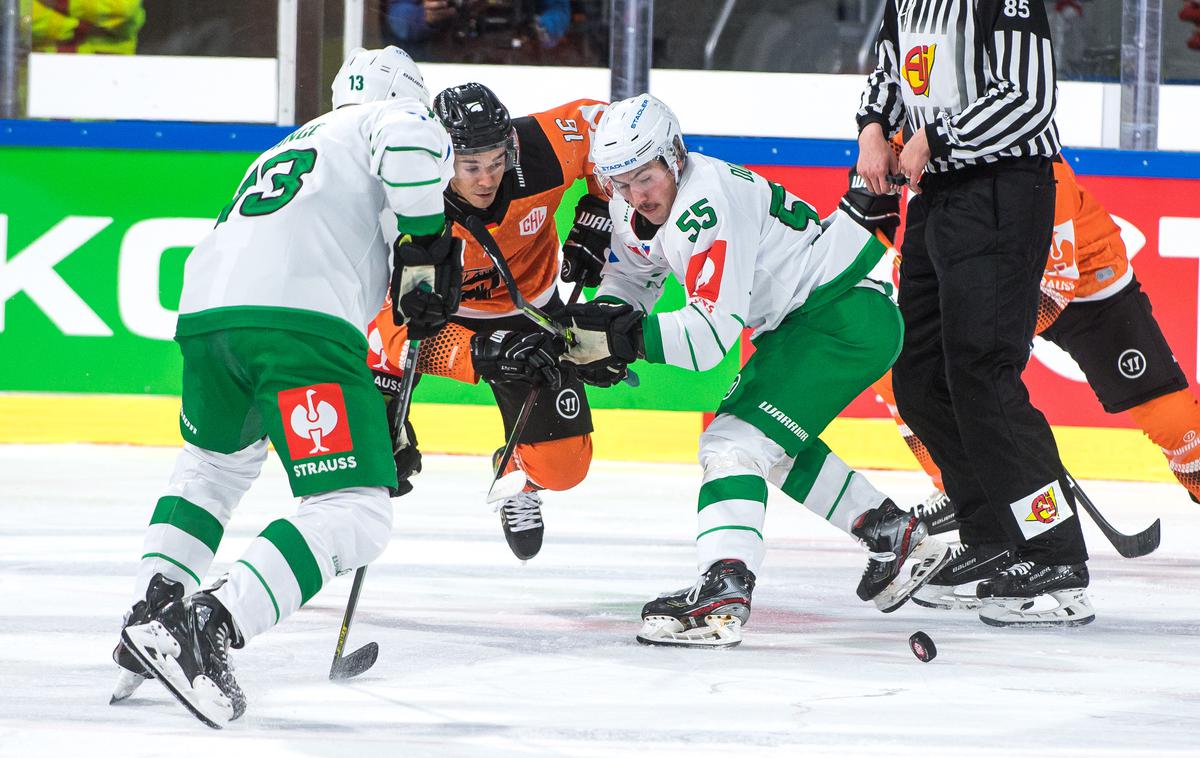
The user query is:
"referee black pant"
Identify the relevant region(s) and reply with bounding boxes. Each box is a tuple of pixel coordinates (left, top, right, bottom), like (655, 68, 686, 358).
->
(893, 157, 1088, 565)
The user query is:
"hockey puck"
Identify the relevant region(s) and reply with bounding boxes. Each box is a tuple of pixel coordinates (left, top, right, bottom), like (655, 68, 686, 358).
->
(909, 631, 936, 662)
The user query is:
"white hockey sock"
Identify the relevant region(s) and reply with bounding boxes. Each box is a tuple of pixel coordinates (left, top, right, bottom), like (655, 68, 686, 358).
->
(774, 441, 886, 534)
(134, 440, 267, 603)
(213, 485, 391, 642)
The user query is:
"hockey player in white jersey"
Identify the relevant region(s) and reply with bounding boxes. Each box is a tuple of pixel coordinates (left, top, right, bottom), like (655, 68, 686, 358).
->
(111, 47, 462, 727)
(559, 94, 951, 647)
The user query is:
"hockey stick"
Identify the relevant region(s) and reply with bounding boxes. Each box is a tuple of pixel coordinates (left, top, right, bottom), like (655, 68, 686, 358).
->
(1066, 472, 1161, 559)
(455, 212, 639, 388)
(329, 338, 421, 680)
(486, 282, 588, 503)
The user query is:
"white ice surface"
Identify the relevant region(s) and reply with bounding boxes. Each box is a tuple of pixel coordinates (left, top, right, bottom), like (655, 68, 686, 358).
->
(2, 444, 1199, 757)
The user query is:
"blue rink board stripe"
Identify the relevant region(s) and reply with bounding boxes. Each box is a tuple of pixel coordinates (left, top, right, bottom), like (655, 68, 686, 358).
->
(2, 119, 1199, 179)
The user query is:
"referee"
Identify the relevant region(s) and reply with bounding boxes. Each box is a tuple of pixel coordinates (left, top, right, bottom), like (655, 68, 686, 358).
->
(855, 0, 1092, 627)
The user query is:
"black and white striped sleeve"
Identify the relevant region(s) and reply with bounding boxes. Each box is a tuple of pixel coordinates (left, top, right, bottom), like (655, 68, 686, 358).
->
(925, 0, 1057, 162)
(855, 1, 905, 138)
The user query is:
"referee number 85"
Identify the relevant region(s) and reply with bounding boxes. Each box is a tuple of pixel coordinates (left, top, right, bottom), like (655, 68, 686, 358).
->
(1004, 0, 1030, 18)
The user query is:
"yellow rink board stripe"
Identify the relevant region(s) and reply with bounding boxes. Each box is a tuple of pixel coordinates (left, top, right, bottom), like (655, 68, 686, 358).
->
(0, 393, 1174, 484)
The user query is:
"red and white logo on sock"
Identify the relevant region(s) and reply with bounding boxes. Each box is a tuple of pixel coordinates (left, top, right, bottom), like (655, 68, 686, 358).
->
(279, 383, 352, 460)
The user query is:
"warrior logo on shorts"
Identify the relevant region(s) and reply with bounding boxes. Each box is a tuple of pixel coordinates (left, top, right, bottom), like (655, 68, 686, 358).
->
(279, 383, 352, 460)
(556, 388, 580, 419)
(1118, 349, 1147, 379)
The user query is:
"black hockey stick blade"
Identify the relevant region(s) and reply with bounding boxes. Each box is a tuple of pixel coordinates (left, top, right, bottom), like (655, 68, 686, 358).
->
(1067, 473, 1161, 558)
(330, 641, 379, 680)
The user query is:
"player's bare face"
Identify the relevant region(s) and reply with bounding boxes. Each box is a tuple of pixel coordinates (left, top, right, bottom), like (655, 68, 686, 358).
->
(609, 161, 677, 226)
(452, 146, 507, 209)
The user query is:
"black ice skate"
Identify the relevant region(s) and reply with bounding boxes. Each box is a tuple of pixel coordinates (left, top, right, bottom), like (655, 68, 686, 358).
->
(915, 489, 959, 535)
(976, 561, 1095, 627)
(851, 499, 951, 613)
(111, 573, 185, 704)
(121, 591, 246, 729)
(911, 542, 1015, 610)
(636, 559, 755, 648)
(498, 490, 544, 560)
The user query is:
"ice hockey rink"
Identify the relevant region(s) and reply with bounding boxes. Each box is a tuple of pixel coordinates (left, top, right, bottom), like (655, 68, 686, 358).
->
(3, 443, 1199, 757)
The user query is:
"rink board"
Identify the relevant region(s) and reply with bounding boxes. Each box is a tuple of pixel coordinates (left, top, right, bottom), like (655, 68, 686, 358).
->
(0, 392, 1175, 484)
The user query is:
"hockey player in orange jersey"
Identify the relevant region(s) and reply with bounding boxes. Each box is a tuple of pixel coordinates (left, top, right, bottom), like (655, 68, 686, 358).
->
(370, 83, 610, 561)
(871, 157, 1200, 607)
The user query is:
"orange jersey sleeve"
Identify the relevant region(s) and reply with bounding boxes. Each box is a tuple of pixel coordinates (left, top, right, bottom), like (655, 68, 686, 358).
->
(1066, 165, 1129, 300)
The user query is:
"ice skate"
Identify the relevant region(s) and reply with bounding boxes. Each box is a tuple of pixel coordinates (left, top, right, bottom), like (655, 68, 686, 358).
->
(110, 573, 185, 703)
(852, 499, 951, 612)
(497, 489, 544, 560)
(915, 489, 958, 535)
(121, 591, 246, 729)
(637, 559, 755, 648)
(912, 541, 1015, 610)
(977, 561, 1095, 628)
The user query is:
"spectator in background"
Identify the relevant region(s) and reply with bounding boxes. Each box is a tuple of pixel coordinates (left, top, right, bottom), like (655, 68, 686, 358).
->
(32, 0, 145, 54)
(384, 0, 571, 63)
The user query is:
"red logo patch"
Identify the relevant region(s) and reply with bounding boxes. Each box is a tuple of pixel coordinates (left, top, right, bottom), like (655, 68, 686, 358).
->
(1025, 487, 1059, 524)
(903, 44, 937, 96)
(684, 239, 727, 303)
(278, 383, 352, 460)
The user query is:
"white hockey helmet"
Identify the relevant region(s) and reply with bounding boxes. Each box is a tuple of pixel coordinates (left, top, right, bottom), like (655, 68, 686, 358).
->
(591, 93, 687, 193)
(331, 46, 430, 109)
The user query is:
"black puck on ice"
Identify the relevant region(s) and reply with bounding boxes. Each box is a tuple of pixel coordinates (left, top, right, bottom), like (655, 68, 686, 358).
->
(909, 631, 936, 662)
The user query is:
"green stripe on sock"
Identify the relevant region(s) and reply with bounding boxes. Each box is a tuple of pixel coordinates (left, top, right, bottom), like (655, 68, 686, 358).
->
(141, 552, 200, 585)
(698, 475, 768, 511)
(149, 496, 224, 553)
(824, 471, 855, 521)
(779, 442, 834, 503)
(259, 519, 323, 605)
(238, 559, 280, 624)
(697, 524, 763, 540)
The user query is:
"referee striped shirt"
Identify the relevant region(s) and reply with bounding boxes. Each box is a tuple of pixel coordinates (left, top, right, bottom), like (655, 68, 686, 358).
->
(856, 0, 1061, 173)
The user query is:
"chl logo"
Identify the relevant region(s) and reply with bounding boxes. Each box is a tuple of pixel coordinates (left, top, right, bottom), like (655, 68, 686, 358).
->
(519, 206, 548, 236)
(1118, 349, 1147, 379)
(903, 44, 937, 96)
(556, 388, 581, 419)
(279, 383, 352, 460)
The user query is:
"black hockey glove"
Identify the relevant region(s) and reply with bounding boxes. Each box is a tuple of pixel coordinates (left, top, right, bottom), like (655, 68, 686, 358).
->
(560, 194, 612, 288)
(390, 224, 464, 339)
(379, 386, 422, 498)
(559, 301, 643, 386)
(574, 360, 629, 389)
(471, 330, 568, 388)
(838, 167, 901, 243)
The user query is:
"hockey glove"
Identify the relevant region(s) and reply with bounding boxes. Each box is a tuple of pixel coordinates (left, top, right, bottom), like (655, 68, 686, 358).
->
(471, 330, 568, 389)
(379, 385, 422, 498)
(559, 301, 643, 386)
(390, 224, 464, 339)
(560, 194, 612, 288)
(574, 360, 629, 389)
(839, 167, 901, 243)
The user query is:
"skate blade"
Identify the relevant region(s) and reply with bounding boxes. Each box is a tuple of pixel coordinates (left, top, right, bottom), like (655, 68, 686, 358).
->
(911, 581, 983, 611)
(636, 614, 743, 648)
(873, 537, 952, 613)
(978, 588, 1096, 628)
(122, 623, 235, 729)
(110, 667, 148, 704)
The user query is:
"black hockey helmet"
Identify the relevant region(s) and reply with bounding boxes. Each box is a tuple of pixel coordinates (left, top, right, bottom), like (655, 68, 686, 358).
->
(434, 82, 517, 168)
